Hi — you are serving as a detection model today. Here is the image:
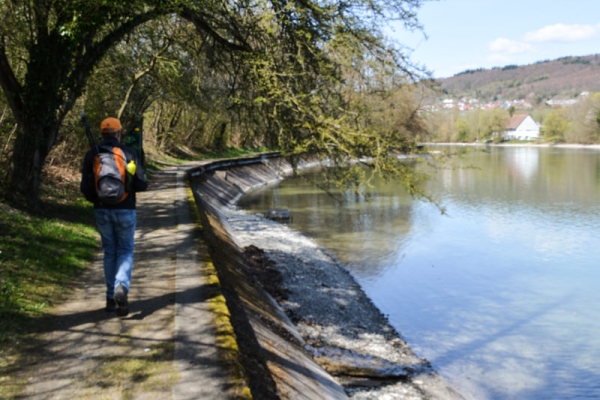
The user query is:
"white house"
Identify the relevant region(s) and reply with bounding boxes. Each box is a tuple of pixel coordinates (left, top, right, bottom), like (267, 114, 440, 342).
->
(442, 99, 455, 109)
(503, 114, 540, 140)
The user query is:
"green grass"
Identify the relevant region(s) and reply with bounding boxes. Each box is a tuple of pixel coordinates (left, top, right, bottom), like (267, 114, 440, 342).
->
(0, 200, 97, 344)
(0, 180, 98, 398)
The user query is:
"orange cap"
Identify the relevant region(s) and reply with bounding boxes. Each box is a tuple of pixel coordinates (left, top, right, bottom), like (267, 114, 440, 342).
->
(100, 117, 122, 134)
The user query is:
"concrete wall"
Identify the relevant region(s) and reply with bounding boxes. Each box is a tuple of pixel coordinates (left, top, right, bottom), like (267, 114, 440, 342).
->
(188, 155, 347, 400)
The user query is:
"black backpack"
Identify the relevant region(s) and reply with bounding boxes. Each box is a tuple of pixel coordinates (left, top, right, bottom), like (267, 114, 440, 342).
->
(94, 145, 129, 204)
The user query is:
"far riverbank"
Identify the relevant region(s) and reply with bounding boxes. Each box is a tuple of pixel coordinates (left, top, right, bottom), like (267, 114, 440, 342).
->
(423, 142, 600, 149)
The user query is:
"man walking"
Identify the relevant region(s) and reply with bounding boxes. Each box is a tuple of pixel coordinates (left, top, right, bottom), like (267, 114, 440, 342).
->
(80, 117, 148, 316)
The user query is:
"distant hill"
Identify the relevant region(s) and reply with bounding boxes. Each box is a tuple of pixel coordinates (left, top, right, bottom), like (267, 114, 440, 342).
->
(437, 54, 600, 105)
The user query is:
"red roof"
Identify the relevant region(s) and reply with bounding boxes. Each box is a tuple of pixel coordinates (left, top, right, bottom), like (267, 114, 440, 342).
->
(505, 114, 528, 130)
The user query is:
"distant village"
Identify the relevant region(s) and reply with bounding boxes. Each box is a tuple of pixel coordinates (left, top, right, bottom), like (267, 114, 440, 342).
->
(421, 92, 591, 112)
(421, 91, 596, 141)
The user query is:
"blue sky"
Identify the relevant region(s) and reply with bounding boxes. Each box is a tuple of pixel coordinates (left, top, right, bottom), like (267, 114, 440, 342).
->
(387, 0, 600, 78)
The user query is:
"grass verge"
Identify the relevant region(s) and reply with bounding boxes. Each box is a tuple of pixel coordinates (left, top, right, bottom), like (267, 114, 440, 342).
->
(0, 171, 98, 398)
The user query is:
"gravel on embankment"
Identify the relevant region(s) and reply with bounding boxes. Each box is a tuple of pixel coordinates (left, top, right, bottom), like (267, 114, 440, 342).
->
(191, 157, 465, 399)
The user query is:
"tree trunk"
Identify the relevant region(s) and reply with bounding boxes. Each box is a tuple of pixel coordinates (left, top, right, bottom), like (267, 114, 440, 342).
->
(0, 3, 165, 206)
(10, 112, 60, 207)
(11, 127, 44, 205)
(5, 32, 66, 207)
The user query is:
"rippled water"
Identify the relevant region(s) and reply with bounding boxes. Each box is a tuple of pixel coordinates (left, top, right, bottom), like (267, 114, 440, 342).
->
(238, 146, 600, 400)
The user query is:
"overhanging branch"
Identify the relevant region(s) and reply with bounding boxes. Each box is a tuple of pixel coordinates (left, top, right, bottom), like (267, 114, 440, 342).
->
(179, 8, 251, 53)
(0, 36, 24, 126)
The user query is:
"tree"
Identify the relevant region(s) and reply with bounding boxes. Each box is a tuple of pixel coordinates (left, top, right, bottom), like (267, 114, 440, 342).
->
(480, 108, 509, 141)
(0, 1, 179, 205)
(564, 94, 600, 143)
(82, 17, 194, 150)
(0, 0, 429, 206)
(542, 108, 570, 142)
(453, 118, 470, 142)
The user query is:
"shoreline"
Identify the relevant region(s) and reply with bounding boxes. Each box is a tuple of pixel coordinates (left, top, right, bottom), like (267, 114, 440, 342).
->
(190, 157, 465, 399)
(423, 142, 600, 149)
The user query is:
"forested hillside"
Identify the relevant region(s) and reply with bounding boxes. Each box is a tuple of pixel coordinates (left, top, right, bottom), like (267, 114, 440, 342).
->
(423, 54, 600, 145)
(438, 54, 600, 104)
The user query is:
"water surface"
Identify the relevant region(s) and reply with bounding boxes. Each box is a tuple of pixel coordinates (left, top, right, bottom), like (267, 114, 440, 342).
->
(238, 146, 600, 400)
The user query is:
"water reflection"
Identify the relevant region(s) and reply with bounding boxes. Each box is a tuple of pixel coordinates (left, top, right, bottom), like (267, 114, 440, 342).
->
(238, 147, 600, 400)
(507, 147, 539, 181)
(239, 173, 416, 275)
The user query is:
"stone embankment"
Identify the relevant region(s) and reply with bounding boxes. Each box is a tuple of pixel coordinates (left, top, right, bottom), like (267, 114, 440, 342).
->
(188, 154, 464, 400)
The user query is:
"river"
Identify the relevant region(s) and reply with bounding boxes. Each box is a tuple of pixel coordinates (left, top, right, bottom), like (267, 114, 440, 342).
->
(237, 146, 600, 400)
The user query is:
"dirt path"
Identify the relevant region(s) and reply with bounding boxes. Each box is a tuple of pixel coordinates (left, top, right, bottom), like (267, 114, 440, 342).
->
(19, 165, 233, 399)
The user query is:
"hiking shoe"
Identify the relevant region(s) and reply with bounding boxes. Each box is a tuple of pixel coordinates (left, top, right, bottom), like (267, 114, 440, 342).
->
(114, 285, 129, 317)
(105, 298, 116, 312)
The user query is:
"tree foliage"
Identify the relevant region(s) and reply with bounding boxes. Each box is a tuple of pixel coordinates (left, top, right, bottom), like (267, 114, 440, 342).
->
(542, 108, 571, 142)
(0, 0, 430, 206)
(480, 108, 509, 142)
(426, 108, 510, 143)
(564, 93, 600, 143)
(453, 118, 470, 142)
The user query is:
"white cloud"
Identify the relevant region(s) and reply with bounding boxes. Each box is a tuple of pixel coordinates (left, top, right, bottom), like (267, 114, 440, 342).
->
(522, 23, 598, 43)
(487, 38, 533, 54)
(483, 22, 599, 69)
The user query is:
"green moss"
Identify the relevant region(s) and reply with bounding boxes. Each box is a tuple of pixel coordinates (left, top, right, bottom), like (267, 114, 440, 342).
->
(186, 186, 252, 399)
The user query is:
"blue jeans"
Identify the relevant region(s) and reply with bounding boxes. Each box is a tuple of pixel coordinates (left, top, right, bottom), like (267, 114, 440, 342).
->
(95, 209, 136, 299)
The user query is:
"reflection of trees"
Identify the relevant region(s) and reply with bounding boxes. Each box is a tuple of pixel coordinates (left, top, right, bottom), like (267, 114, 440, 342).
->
(239, 174, 416, 275)
(433, 147, 600, 211)
(239, 147, 600, 277)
